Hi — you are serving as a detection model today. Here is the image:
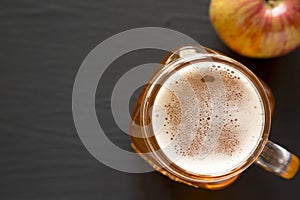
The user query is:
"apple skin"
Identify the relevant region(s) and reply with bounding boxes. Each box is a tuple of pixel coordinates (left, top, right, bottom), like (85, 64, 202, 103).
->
(209, 0, 300, 58)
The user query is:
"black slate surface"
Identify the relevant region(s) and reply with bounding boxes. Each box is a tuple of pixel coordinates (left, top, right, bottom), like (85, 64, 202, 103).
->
(1, 0, 299, 199)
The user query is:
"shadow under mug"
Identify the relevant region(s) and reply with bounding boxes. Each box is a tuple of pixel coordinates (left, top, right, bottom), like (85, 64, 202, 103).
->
(129, 46, 299, 190)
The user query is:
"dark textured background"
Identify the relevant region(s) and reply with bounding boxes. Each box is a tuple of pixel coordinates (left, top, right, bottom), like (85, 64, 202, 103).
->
(1, 0, 299, 199)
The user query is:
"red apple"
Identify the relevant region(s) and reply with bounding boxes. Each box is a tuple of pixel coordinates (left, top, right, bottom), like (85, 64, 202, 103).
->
(209, 0, 300, 58)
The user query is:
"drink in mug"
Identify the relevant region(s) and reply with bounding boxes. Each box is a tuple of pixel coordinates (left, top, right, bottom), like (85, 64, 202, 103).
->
(152, 61, 264, 176)
(129, 46, 299, 189)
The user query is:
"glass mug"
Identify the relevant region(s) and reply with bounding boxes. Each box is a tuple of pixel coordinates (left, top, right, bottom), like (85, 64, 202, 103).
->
(129, 46, 299, 190)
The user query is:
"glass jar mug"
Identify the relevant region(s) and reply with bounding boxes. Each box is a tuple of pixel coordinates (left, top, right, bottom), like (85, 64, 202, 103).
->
(129, 46, 299, 190)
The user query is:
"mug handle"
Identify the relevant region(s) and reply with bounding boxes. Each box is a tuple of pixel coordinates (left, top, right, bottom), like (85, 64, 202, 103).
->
(256, 79, 299, 179)
(255, 140, 299, 179)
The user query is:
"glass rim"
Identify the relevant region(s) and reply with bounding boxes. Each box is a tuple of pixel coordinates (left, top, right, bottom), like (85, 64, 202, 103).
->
(139, 51, 272, 182)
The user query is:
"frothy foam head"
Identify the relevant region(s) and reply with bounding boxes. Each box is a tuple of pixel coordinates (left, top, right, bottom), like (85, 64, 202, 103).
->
(151, 62, 265, 175)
